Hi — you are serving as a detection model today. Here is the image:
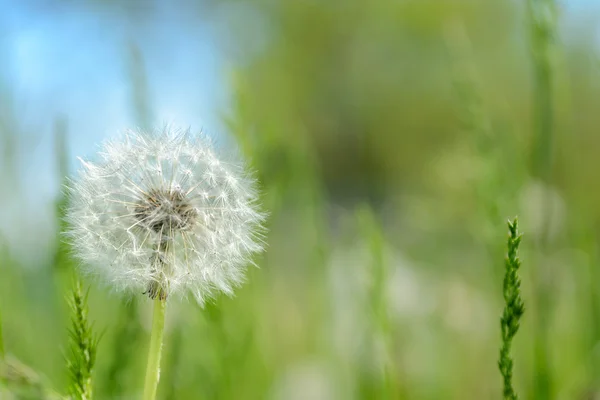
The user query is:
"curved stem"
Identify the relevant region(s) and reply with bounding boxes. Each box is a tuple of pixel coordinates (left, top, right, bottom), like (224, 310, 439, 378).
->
(143, 297, 166, 400)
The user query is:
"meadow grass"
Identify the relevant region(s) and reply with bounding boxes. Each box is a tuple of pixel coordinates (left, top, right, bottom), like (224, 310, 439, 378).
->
(1, 0, 600, 399)
(499, 219, 525, 400)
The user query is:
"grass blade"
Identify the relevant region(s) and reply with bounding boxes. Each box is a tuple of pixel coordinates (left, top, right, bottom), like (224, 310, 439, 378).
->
(498, 218, 525, 400)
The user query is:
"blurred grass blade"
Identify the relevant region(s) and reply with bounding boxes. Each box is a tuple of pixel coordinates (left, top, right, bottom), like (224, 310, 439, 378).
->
(528, 0, 558, 398)
(528, 0, 557, 182)
(54, 117, 69, 186)
(1, 355, 65, 399)
(127, 43, 153, 131)
(53, 117, 74, 271)
(161, 326, 183, 400)
(357, 206, 400, 399)
(104, 299, 141, 398)
(0, 307, 4, 360)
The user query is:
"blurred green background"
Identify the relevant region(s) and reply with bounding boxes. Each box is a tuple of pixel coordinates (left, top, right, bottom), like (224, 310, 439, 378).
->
(1, 0, 600, 399)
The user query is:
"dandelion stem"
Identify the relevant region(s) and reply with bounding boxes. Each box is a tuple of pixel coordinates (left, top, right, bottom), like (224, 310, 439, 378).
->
(143, 297, 166, 400)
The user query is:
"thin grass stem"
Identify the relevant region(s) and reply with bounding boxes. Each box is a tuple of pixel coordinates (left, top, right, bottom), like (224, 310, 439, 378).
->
(498, 218, 525, 400)
(0, 307, 4, 360)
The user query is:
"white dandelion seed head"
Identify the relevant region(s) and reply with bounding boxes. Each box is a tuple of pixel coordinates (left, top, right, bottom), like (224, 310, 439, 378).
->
(65, 126, 266, 303)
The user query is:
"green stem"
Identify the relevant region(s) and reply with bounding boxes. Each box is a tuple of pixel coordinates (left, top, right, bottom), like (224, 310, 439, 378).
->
(143, 297, 166, 400)
(0, 306, 4, 360)
(0, 308, 4, 400)
(527, 0, 557, 397)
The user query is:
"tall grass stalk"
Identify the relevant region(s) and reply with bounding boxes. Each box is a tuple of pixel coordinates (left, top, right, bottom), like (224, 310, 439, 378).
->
(0, 306, 4, 399)
(589, 232, 600, 386)
(357, 206, 399, 398)
(527, 0, 557, 398)
(499, 218, 525, 400)
(104, 300, 141, 397)
(66, 280, 99, 400)
(529, 0, 556, 182)
(143, 297, 167, 400)
(0, 307, 4, 360)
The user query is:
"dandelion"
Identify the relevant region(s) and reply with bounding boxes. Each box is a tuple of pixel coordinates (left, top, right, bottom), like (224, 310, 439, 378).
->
(65, 126, 266, 400)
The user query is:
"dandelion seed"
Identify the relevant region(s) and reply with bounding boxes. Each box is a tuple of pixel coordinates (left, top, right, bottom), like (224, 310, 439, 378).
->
(65, 126, 266, 303)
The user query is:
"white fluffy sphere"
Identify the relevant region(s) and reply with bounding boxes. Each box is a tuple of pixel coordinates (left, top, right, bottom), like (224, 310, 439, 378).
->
(65, 127, 265, 303)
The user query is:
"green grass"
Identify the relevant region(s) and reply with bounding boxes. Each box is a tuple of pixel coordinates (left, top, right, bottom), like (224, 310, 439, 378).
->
(0, 307, 5, 361)
(1, 0, 600, 399)
(66, 281, 98, 400)
(499, 218, 525, 400)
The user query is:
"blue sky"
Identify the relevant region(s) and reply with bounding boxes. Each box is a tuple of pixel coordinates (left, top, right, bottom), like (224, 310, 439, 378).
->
(1, 0, 226, 197)
(0, 1, 228, 263)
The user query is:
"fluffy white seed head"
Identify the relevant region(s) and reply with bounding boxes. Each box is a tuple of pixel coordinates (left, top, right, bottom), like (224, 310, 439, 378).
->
(65, 127, 266, 303)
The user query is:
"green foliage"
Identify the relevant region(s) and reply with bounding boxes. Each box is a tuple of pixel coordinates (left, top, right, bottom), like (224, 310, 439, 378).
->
(2, 0, 600, 398)
(0, 307, 4, 360)
(499, 218, 525, 400)
(66, 281, 99, 400)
